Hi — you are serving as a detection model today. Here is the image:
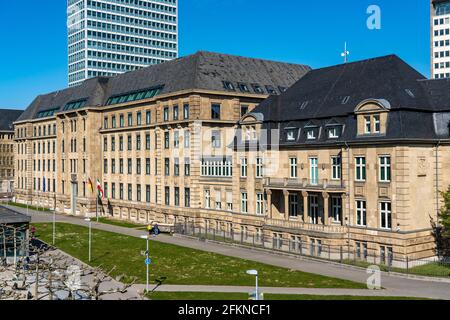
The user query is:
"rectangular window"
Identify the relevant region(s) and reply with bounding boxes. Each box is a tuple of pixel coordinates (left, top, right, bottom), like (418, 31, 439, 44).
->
(211, 104, 221, 120)
(119, 183, 124, 200)
(331, 156, 342, 180)
(165, 158, 170, 176)
(211, 130, 221, 148)
(307, 129, 316, 140)
(287, 129, 296, 141)
(289, 194, 298, 217)
(215, 190, 222, 210)
(331, 196, 342, 222)
(163, 106, 169, 121)
(136, 112, 142, 126)
(146, 133, 151, 150)
(309, 157, 319, 185)
(165, 187, 170, 205)
(111, 183, 116, 199)
(289, 157, 297, 178)
(127, 113, 133, 126)
(127, 135, 132, 151)
(146, 158, 151, 175)
(241, 192, 248, 213)
(204, 189, 211, 209)
(136, 158, 141, 175)
(127, 184, 132, 201)
(184, 157, 190, 176)
(184, 188, 191, 207)
(174, 158, 180, 176)
(226, 191, 233, 211)
(137, 184, 141, 202)
(173, 105, 179, 121)
(164, 132, 170, 149)
(174, 187, 180, 206)
(112, 116, 116, 128)
(136, 134, 141, 151)
(104, 159, 108, 174)
(119, 136, 124, 151)
(256, 157, 263, 178)
(127, 158, 132, 174)
(355, 157, 366, 181)
(374, 115, 380, 133)
(379, 156, 391, 182)
(356, 200, 367, 226)
(146, 185, 151, 203)
(364, 116, 371, 134)
(174, 131, 180, 148)
(184, 131, 190, 148)
(146, 111, 151, 124)
(256, 193, 264, 215)
(183, 104, 190, 120)
(240, 157, 248, 178)
(119, 114, 124, 128)
(240, 105, 249, 117)
(380, 202, 392, 229)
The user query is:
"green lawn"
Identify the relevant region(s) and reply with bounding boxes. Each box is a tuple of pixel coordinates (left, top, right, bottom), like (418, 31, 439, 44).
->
(96, 217, 145, 229)
(3, 201, 51, 212)
(33, 223, 365, 288)
(147, 292, 427, 300)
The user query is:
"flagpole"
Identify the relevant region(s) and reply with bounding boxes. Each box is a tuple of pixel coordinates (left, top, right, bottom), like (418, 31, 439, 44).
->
(96, 194, 99, 222)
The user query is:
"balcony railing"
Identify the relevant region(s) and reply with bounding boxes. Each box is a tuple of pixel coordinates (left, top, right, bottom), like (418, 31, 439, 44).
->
(265, 218, 346, 234)
(265, 178, 345, 190)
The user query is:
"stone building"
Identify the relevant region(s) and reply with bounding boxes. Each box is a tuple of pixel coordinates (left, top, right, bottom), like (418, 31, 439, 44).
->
(0, 109, 23, 196)
(13, 51, 310, 217)
(234, 55, 450, 263)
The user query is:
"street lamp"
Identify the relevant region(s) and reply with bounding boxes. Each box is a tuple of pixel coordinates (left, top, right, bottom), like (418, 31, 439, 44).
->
(246, 269, 259, 301)
(140, 235, 150, 293)
(85, 218, 92, 262)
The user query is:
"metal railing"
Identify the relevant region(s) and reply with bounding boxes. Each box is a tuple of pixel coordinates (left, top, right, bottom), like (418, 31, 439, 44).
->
(174, 222, 450, 278)
(265, 178, 345, 190)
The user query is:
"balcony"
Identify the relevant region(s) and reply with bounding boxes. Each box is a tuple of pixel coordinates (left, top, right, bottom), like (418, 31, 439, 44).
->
(265, 177, 345, 191)
(265, 218, 346, 234)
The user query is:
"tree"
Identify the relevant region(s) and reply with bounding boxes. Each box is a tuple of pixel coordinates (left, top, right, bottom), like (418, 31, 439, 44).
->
(431, 187, 450, 259)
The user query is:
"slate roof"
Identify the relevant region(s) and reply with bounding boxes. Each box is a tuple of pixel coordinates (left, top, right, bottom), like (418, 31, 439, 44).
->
(0, 109, 23, 131)
(17, 51, 310, 122)
(0, 206, 31, 224)
(242, 55, 450, 147)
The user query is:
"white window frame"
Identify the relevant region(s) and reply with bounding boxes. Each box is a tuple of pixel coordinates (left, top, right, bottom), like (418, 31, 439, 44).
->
(331, 196, 342, 222)
(256, 193, 264, 215)
(355, 157, 366, 182)
(256, 157, 263, 178)
(307, 129, 316, 140)
(373, 115, 381, 133)
(289, 193, 298, 217)
(331, 156, 341, 180)
(215, 190, 222, 210)
(309, 157, 319, 185)
(356, 200, 367, 226)
(240, 157, 248, 178)
(380, 201, 392, 230)
(289, 157, 298, 178)
(287, 129, 296, 141)
(379, 156, 391, 182)
(204, 189, 211, 209)
(364, 116, 371, 134)
(328, 127, 339, 139)
(241, 192, 248, 214)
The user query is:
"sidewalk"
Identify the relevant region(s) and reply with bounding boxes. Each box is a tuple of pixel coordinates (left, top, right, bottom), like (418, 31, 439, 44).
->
(6, 205, 450, 300)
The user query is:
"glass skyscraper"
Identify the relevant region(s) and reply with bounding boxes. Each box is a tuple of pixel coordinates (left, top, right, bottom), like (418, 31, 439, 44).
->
(67, 0, 178, 87)
(431, 0, 450, 79)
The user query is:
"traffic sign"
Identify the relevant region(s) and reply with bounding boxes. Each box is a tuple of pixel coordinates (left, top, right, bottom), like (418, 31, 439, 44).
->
(145, 258, 152, 265)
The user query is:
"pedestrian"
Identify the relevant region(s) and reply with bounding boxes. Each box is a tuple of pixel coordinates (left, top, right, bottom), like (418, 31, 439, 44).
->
(147, 224, 154, 236)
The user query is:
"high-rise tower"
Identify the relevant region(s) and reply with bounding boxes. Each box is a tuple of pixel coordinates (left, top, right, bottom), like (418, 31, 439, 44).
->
(67, 0, 178, 87)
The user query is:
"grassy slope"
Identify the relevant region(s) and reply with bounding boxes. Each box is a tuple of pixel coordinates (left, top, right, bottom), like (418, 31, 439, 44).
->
(34, 222, 365, 288)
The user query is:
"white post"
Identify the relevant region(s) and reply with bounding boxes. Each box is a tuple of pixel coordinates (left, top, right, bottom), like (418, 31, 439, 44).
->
(52, 210, 56, 245)
(13, 228, 17, 266)
(89, 220, 92, 262)
(146, 237, 149, 293)
(255, 275, 259, 301)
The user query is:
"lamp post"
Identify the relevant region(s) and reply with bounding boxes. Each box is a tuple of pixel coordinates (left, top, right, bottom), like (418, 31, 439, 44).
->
(140, 235, 150, 293)
(246, 269, 259, 301)
(85, 218, 92, 262)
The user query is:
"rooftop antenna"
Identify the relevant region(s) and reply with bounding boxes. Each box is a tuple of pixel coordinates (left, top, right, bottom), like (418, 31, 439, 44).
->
(341, 42, 350, 63)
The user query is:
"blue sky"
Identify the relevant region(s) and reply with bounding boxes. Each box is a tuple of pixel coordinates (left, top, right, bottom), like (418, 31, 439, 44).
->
(0, 0, 429, 109)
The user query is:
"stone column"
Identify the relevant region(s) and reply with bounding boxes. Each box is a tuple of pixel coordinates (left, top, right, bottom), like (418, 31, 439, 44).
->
(283, 190, 289, 220)
(341, 193, 348, 226)
(302, 191, 309, 223)
(266, 189, 273, 218)
(322, 192, 329, 225)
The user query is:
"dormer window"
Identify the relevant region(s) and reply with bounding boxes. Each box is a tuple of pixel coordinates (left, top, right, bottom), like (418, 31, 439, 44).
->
(238, 83, 250, 93)
(286, 128, 297, 141)
(307, 129, 316, 140)
(265, 85, 277, 95)
(252, 84, 264, 94)
(223, 81, 235, 91)
(328, 127, 340, 139)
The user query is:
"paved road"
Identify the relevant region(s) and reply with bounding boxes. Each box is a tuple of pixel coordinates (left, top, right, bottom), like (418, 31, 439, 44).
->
(7, 205, 450, 300)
